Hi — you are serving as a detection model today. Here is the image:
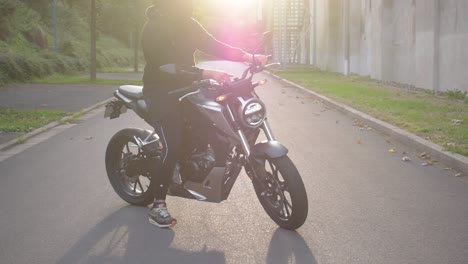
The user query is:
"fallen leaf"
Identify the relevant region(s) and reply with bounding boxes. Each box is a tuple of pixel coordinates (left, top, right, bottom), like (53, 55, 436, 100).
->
(418, 152, 431, 160)
(353, 120, 366, 127)
(357, 139, 362, 145)
(444, 167, 453, 171)
(389, 148, 396, 153)
(455, 173, 462, 177)
(421, 162, 430, 166)
(446, 142, 456, 147)
(402, 156, 411, 162)
(451, 119, 463, 126)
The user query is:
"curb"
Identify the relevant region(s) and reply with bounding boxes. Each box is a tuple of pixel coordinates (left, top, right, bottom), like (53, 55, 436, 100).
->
(265, 71, 468, 175)
(0, 97, 113, 152)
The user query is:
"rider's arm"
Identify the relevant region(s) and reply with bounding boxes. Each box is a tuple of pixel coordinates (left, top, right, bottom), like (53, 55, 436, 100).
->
(190, 19, 248, 62)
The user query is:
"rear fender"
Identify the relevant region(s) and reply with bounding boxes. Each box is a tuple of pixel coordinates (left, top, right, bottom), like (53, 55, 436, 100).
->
(114, 90, 148, 120)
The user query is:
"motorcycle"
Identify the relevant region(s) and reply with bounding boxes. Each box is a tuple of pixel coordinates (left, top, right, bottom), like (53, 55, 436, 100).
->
(104, 35, 308, 230)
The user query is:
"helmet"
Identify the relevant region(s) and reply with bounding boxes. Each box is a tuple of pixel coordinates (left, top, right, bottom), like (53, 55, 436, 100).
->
(154, 0, 193, 20)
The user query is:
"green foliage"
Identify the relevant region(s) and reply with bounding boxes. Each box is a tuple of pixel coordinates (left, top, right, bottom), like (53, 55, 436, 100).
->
(278, 70, 468, 157)
(0, 108, 68, 133)
(444, 89, 467, 100)
(0, 0, 17, 40)
(1, 0, 142, 87)
(11, 1, 42, 33)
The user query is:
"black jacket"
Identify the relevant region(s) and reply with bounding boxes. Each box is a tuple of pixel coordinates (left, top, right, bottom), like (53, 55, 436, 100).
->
(141, 5, 246, 95)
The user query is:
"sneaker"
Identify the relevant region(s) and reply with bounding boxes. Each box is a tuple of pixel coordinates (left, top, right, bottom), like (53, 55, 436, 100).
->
(148, 205, 177, 228)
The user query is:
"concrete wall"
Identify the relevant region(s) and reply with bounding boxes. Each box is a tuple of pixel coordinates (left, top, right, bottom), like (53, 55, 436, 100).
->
(305, 0, 468, 92)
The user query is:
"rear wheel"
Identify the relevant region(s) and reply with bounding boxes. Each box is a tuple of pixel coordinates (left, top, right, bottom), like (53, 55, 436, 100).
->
(252, 155, 308, 230)
(105, 128, 156, 206)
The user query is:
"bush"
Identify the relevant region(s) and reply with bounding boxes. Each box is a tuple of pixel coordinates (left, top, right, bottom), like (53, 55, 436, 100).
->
(0, 1, 137, 87)
(0, 0, 16, 41)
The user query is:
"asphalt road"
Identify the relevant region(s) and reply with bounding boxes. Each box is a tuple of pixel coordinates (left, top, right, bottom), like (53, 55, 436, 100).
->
(0, 84, 118, 144)
(0, 62, 467, 264)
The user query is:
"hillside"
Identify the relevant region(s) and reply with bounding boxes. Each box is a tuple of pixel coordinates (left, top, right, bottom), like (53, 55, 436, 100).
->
(0, 0, 151, 86)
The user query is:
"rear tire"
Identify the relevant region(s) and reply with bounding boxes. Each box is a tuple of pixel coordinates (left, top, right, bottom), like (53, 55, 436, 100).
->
(252, 155, 308, 230)
(105, 128, 155, 206)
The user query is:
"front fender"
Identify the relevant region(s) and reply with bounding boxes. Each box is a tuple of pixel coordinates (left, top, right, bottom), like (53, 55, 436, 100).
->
(251, 141, 288, 159)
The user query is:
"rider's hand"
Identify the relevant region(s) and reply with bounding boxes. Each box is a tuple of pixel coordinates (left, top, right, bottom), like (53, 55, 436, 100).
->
(202, 69, 233, 84)
(243, 53, 268, 67)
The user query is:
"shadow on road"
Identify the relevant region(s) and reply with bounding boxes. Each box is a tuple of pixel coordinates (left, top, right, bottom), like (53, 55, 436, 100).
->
(56, 206, 225, 264)
(266, 228, 317, 264)
(56, 205, 316, 264)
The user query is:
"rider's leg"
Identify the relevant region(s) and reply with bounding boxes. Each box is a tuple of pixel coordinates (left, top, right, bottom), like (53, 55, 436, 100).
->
(147, 107, 182, 227)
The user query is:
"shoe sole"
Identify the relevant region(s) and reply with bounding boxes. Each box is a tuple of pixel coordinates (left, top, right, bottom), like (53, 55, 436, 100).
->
(148, 217, 176, 228)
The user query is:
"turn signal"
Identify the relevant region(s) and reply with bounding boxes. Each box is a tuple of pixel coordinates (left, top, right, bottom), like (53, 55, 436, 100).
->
(257, 79, 267, 86)
(216, 95, 227, 103)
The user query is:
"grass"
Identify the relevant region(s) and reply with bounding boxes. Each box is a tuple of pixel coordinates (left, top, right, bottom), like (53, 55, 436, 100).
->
(16, 135, 26, 144)
(276, 70, 468, 157)
(98, 66, 144, 73)
(0, 108, 69, 133)
(59, 111, 85, 125)
(32, 74, 143, 86)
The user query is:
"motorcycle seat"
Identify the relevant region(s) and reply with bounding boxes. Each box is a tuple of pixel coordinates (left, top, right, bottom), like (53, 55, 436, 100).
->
(119, 85, 144, 99)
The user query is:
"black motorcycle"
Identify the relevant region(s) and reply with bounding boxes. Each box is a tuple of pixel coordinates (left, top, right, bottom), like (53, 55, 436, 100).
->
(104, 40, 308, 230)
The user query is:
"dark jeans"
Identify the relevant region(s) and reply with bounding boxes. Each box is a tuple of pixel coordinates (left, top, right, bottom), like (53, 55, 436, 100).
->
(144, 90, 183, 201)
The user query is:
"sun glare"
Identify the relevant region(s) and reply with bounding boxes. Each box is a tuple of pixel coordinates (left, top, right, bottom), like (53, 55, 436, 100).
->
(208, 0, 257, 11)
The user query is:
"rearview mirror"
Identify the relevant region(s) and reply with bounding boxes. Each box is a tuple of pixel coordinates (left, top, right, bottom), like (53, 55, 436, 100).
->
(252, 31, 272, 55)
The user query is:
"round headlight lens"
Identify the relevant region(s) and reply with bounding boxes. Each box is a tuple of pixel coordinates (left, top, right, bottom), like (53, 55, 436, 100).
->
(240, 100, 266, 128)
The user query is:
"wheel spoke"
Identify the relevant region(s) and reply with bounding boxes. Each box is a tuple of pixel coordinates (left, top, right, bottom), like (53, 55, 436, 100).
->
(133, 181, 138, 192)
(137, 179, 144, 191)
(280, 181, 288, 192)
(283, 204, 291, 218)
(284, 198, 292, 211)
(268, 161, 276, 176)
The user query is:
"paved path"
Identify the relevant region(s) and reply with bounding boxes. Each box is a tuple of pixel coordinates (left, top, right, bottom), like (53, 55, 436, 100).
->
(0, 62, 467, 264)
(0, 75, 143, 144)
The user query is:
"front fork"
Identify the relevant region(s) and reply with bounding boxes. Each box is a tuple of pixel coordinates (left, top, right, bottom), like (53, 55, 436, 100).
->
(225, 104, 276, 159)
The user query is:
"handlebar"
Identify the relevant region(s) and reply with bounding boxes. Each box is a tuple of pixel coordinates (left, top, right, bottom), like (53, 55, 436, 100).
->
(168, 79, 219, 95)
(168, 57, 279, 97)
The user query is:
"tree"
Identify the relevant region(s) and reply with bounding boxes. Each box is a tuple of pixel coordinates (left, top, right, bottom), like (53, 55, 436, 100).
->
(0, 0, 16, 40)
(90, 0, 96, 80)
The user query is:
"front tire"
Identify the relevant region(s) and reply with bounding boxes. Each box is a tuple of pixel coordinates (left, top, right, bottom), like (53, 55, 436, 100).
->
(252, 155, 308, 230)
(105, 128, 155, 206)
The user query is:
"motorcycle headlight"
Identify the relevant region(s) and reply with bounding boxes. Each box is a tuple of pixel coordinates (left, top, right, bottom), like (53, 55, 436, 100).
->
(238, 98, 266, 128)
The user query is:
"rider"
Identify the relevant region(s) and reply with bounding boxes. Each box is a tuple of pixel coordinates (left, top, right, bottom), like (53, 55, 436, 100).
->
(142, 0, 268, 228)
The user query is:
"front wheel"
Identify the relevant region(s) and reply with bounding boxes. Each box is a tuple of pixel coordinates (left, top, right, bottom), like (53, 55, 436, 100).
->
(251, 155, 308, 230)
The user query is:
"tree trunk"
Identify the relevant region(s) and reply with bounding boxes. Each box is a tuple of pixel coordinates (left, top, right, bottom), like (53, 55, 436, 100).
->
(90, 0, 97, 81)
